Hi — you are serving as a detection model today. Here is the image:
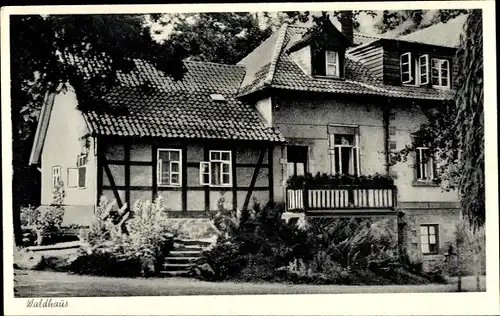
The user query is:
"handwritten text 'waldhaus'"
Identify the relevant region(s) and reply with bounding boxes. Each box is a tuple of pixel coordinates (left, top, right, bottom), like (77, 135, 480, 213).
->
(26, 298, 69, 308)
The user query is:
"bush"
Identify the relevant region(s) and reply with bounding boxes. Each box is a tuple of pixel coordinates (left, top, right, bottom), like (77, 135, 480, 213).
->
(197, 240, 243, 281)
(71, 196, 175, 277)
(19, 181, 66, 246)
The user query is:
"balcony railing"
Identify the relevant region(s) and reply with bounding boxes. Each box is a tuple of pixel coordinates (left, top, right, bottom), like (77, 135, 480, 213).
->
(286, 185, 397, 213)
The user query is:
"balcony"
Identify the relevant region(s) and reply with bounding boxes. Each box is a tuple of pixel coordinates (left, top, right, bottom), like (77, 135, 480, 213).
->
(286, 184, 397, 215)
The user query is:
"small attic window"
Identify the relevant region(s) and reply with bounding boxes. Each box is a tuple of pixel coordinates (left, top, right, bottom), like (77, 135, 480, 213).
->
(210, 94, 226, 102)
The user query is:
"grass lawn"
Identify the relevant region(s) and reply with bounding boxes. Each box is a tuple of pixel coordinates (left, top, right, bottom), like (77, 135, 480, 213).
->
(14, 270, 486, 297)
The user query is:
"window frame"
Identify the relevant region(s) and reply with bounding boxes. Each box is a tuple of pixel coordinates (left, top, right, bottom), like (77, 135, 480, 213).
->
(420, 224, 439, 255)
(419, 54, 430, 85)
(157, 148, 182, 187)
(329, 133, 360, 176)
(325, 50, 340, 77)
(415, 146, 436, 182)
(400, 52, 414, 84)
(431, 58, 451, 88)
(52, 165, 61, 190)
(200, 150, 232, 187)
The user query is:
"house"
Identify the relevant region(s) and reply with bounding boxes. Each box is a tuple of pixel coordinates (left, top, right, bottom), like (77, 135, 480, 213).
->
(29, 13, 464, 260)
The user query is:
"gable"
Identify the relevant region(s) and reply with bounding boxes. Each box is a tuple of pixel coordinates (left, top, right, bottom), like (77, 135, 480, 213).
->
(29, 91, 56, 165)
(30, 85, 92, 166)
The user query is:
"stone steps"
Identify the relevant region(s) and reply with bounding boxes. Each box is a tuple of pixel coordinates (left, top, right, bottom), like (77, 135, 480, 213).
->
(160, 238, 213, 277)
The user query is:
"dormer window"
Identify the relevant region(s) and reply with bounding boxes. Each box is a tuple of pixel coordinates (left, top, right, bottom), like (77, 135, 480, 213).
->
(325, 51, 340, 77)
(400, 52, 449, 89)
(431, 59, 450, 88)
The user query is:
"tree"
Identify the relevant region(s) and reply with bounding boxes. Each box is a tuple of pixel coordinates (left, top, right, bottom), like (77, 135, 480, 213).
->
(388, 10, 484, 228)
(152, 12, 309, 64)
(10, 14, 188, 245)
(375, 9, 468, 35)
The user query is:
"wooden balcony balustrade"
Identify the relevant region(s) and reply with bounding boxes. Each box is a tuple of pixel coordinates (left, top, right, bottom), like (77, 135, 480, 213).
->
(286, 185, 397, 213)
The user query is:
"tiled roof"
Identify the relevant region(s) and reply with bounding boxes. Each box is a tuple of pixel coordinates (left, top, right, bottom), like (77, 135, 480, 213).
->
(237, 23, 455, 101)
(237, 24, 288, 96)
(397, 14, 467, 48)
(82, 60, 284, 142)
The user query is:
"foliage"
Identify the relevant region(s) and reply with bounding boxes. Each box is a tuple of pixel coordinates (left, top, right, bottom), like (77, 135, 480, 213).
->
(286, 172, 394, 189)
(305, 218, 398, 270)
(10, 14, 188, 245)
(151, 12, 309, 65)
(454, 10, 485, 229)
(445, 219, 486, 277)
(374, 9, 468, 35)
(388, 10, 484, 228)
(73, 196, 175, 277)
(19, 181, 66, 246)
(197, 200, 432, 285)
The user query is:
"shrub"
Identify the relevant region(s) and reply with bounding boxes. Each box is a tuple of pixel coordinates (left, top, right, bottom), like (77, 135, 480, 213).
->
(197, 240, 243, 281)
(305, 217, 398, 270)
(71, 196, 175, 277)
(19, 181, 66, 246)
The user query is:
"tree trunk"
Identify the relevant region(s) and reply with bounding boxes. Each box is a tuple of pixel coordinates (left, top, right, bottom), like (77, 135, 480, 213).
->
(457, 248, 462, 292)
(473, 252, 480, 291)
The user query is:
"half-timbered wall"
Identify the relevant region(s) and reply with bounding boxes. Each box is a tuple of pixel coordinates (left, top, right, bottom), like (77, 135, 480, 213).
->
(98, 138, 275, 215)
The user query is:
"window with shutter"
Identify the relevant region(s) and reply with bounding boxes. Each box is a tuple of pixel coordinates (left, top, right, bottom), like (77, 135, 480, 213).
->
(400, 52, 414, 84)
(420, 224, 439, 254)
(415, 146, 437, 181)
(200, 150, 232, 186)
(431, 58, 450, 88)
(419, 54, 429, 85)
(52, 166, 61, 190)
(157, 149, 182, 186)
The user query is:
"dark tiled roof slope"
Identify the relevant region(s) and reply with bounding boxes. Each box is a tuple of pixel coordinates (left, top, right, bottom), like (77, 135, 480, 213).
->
(237, 24, 288, 96)
(82, 60, 284, 142)
(237, 24, 455, 101)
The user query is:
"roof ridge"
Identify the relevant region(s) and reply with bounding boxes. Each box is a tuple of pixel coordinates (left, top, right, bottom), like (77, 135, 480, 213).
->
(265, 23, 289, 87)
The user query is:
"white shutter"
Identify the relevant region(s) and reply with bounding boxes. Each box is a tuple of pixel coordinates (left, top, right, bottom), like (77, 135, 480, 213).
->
(419, 54, 429, 85)
(170, 161, 180, 185)
(400, 52, 413, 84)
(200, 162, 211, 185)
(157, 159, 163, 185)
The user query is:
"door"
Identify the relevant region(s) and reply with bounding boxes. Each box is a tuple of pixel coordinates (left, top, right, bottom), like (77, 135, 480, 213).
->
(287, 146, 308, 176)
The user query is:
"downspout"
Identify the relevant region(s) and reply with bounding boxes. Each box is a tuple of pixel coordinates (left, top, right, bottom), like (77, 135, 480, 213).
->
(383, 98, 391, 175)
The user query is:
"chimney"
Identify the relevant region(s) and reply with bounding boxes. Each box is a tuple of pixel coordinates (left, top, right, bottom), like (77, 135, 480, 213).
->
(340, 11, 354, 46)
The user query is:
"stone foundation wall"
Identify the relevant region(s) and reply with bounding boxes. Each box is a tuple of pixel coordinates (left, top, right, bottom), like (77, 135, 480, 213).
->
(397, 202, 461, 269)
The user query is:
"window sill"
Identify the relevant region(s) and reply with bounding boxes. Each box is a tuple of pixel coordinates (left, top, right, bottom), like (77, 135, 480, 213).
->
(313, 75, 345, 81)
(68, 186, 87, 190)
(158, 184, 182, 188)
(412, 180, 439, 187)
(209, 185, 232, 188)
(422, 252, 440, 256)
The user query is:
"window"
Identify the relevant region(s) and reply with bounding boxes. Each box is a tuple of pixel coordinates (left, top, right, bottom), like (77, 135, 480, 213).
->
(415, 146, 437, 181)
(287, 146, 308, 177)
(401, 53, 449, 88)
(68, 154, 87, 188)
(400, 52, 413, 84)
(421, 225, 439, 254)
(329, 133, 360, 175)
(52, 166, 61, 190)
(200, 150, 231, 186)
(431, 58, 450, 88)
(157, 149, 181, 186)
(419, 54, 429, 85)
(325, 51, 339, 77)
